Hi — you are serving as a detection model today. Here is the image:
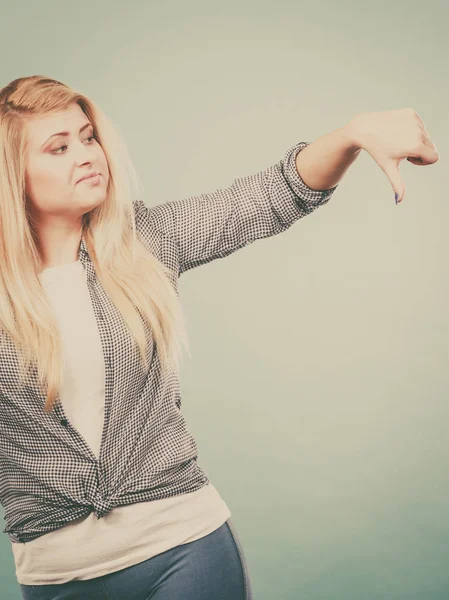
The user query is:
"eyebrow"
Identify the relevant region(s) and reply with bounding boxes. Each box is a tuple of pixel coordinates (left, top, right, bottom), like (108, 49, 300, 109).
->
(41, 122, 93, 148)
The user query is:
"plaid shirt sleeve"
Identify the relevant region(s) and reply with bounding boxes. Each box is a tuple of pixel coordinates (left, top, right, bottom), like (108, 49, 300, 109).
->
(133, 141, 338, 276)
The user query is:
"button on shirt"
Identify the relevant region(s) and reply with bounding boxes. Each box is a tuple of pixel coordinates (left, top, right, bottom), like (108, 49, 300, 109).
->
(0, 141, 338, 550)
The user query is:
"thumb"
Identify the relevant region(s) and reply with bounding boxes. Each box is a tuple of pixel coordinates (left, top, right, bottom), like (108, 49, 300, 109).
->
(381, 159, 406, 204)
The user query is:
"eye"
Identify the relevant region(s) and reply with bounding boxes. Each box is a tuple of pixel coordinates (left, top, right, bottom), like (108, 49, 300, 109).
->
(51, 136, 96, 155)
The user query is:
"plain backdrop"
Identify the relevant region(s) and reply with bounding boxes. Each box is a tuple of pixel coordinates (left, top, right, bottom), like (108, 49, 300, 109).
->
(0, 1, 448, 598)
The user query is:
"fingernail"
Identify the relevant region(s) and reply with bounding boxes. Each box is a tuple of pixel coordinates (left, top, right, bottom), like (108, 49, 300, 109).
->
(395, 193, 399, 205)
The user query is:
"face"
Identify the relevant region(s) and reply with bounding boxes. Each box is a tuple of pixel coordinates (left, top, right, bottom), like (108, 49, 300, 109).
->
(24, 102, 109, 225)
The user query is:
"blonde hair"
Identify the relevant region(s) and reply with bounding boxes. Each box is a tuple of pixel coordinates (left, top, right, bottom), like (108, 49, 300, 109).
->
(0, 75, 190, 414)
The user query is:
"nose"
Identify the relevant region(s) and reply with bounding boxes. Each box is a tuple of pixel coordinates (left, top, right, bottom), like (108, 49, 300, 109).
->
(75, 140, 96, 166)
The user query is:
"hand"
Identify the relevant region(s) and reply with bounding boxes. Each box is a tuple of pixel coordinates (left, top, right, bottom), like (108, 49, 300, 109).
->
(346, 108, 439, 203)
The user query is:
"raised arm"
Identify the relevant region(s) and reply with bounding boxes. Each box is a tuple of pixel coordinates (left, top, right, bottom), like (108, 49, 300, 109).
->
(133, 109, 438, 277)
(133, 140, 340, 276)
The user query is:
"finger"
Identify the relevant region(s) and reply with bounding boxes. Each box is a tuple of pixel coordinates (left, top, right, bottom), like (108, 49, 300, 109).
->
(407, 141, 439, 165)
(414, 111, 429, 133)
(407, 157, 426, 165)
(416, 131, 438, 152)
(423, 136, 439, 154)
(381, 160, 406, 204)
(416, 120, 438, 154)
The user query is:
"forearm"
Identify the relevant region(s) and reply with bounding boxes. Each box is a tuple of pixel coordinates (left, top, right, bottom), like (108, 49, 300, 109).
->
(295, 122, 362, 191)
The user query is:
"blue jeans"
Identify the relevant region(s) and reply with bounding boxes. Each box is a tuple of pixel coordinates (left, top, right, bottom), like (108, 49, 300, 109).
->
(19, 518, 253, 599)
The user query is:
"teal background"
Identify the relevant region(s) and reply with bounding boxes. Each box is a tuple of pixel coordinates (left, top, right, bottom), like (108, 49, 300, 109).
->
(1, 1, 448, 598)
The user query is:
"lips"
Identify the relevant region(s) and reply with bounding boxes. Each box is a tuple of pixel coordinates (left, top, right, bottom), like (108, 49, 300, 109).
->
(77, 172, 100, 184)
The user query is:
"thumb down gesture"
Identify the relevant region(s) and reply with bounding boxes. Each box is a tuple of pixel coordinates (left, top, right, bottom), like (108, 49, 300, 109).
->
(348, 108, 439, 204)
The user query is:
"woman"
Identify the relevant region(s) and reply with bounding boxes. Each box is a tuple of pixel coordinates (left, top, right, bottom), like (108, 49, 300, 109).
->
(0, 76, 438, 600)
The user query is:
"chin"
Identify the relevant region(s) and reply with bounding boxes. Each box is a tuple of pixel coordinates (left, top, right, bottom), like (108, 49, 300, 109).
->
(80, 196, 106, 214)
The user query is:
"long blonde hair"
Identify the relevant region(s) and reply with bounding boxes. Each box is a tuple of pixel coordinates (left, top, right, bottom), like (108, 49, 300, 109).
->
(0, 75, 190, 414)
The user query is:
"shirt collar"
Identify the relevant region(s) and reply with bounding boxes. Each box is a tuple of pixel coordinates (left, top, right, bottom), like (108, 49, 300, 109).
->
(78, 234, 89, 262)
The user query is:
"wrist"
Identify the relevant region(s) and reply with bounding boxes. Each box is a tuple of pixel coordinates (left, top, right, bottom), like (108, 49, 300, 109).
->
(342, 114, 367, 152)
